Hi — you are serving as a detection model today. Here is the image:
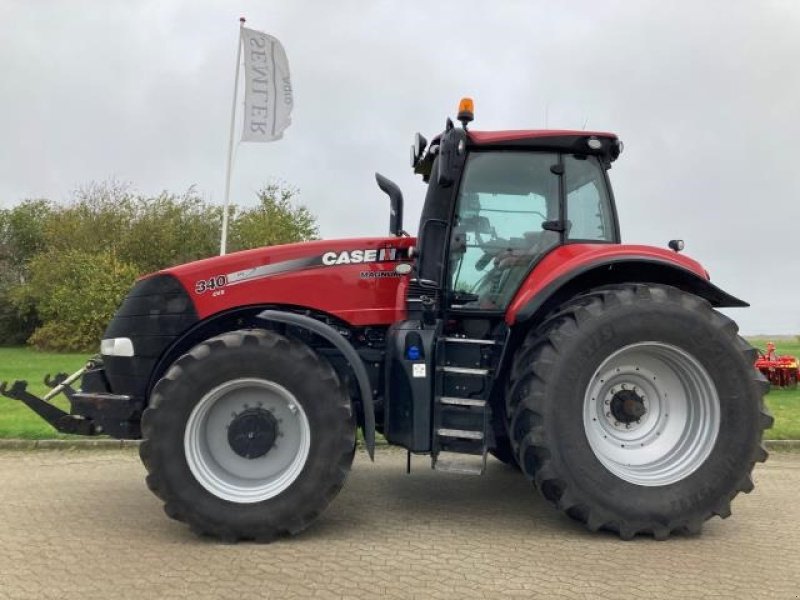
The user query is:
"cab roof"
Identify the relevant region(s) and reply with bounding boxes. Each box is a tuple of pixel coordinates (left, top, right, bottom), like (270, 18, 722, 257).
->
(468, 129, 617, 145)
(415, 127, 622, 182)
(467, 129, 622, 163)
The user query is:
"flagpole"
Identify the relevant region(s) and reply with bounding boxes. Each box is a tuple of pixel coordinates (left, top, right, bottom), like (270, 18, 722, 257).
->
(220, 17, 245, 256)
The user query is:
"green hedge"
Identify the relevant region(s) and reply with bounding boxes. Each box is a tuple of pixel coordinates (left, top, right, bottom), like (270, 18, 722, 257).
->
(0, 182, 317, 351)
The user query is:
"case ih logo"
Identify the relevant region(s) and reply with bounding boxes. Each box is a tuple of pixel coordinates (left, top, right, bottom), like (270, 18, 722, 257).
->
(321, 248, 398, 266)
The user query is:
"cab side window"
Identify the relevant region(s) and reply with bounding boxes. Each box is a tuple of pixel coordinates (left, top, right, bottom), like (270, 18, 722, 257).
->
(565, 155, 615, 242)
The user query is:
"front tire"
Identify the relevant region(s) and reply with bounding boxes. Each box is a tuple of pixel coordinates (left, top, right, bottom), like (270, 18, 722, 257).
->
(507, 284, 772, 539)
(140, 329, 355, 541)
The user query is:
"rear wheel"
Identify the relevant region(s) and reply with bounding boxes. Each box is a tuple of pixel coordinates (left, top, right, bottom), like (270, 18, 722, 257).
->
(140, 329, 355, 541)
(507, 284, 772, 539)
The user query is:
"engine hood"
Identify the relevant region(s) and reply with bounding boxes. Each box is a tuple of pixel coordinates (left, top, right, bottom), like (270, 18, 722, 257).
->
(155, 236, 416, 325)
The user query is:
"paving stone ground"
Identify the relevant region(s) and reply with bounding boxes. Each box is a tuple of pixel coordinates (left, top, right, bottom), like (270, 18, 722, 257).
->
(0, 448, 797, 599)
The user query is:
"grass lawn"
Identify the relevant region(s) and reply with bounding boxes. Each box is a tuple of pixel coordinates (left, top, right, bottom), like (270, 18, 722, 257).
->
(1, 340, 799, 440)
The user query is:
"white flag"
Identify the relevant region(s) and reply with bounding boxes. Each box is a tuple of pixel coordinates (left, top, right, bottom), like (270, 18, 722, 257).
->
(241, 27, 293, 142)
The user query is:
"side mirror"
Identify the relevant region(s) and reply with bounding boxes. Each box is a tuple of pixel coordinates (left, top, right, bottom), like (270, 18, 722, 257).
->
(375, 173, 404, 237)
(410, 132, 428, 168)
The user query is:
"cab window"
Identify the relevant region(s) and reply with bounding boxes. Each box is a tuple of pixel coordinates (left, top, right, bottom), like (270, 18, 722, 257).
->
(449, 152, 560, 309)
(565, 155, 615, 242)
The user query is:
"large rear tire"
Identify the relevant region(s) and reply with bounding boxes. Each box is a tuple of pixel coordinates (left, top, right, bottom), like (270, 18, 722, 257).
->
(140, 329, 355, 541)
(507, 284, 771, 539)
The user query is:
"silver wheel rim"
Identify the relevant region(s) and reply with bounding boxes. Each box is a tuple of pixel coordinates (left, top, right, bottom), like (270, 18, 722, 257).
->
(583, 342, 720, 487)
(184, 378, 310, 503)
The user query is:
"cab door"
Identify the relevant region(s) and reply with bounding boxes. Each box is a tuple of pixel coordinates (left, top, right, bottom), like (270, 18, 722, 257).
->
(448, 151, 562, 310)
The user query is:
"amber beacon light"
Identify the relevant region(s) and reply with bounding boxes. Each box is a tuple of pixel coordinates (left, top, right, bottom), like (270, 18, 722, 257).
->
(457, 97, 474, 126)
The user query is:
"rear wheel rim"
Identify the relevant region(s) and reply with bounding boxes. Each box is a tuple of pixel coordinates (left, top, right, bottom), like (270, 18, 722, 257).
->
(184, 378, 311, 503)
(583, 342, 720, 487)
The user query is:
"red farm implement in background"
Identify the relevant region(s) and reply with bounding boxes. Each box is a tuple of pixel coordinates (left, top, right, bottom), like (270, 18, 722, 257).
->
(755, 342, 799, 388)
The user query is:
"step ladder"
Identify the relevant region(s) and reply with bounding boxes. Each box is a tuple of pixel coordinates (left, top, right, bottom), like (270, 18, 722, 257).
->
(431, 336, 500, 475)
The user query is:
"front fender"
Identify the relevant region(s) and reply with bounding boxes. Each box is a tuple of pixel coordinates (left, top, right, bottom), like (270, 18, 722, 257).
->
(256, 310, 376, 460)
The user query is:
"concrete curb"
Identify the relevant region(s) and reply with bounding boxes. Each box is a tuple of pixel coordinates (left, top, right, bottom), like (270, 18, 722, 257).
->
(0, 438, 798, 451)
(763, 440, 800, 451)
(0, 439, 142, 450)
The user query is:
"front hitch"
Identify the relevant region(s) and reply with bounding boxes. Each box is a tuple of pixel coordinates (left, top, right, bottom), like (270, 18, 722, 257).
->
(0, 363, 98, 436)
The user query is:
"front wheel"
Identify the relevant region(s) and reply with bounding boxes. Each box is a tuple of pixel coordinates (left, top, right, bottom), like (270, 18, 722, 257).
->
(507, 284, 772, 539)
(140, 329, 355, 541)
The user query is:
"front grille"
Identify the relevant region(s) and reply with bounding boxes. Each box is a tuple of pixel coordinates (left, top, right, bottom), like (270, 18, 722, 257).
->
(102, 274, 197, 398)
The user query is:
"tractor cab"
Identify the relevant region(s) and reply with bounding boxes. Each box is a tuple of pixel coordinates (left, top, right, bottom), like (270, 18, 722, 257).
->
(411, 98, 622, 314)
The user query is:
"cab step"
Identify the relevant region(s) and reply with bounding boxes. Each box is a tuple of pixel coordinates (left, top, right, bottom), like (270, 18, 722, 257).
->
(432, 451, 486, 475)
(439, 396, 486, 407)
(441, 337, 501, 346)
(437, 366, 489, 376)
(436, 427, 483, 440)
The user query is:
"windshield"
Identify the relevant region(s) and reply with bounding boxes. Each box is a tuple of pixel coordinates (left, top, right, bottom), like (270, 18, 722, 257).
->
(448, 151, 616, 309)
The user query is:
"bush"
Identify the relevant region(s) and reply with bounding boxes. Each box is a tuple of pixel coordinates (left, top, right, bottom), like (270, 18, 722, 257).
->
(0, 284, 39, 346)
(1, 180, 317, 351)
(17, 249, 140, 352)
(0, 200, 54, 345)
(39, 182, 218, 273)
(37, 181, 317, 271)
(228, 184, 318, 250)
(0, 199, 54, 275)
(119, 190, 222, 273)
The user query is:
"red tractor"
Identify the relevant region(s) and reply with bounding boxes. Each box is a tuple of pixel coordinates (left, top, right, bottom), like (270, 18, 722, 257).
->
(2, 99, 771, 541)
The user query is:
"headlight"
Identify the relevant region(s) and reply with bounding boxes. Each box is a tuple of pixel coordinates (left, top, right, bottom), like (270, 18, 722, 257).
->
(101, 337, 135, 357)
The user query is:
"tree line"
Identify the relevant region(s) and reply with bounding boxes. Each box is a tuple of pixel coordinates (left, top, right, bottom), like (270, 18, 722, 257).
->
(0, 181, 317, 352)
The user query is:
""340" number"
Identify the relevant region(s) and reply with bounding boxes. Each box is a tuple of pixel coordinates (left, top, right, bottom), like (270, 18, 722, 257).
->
(195, 275, 227, 294)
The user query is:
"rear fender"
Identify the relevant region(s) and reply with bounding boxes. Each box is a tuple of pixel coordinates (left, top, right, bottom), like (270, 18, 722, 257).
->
(509, 256, 747, 327)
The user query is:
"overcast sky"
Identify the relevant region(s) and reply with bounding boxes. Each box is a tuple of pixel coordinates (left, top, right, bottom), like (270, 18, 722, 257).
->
(1, 0, 798, 334)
